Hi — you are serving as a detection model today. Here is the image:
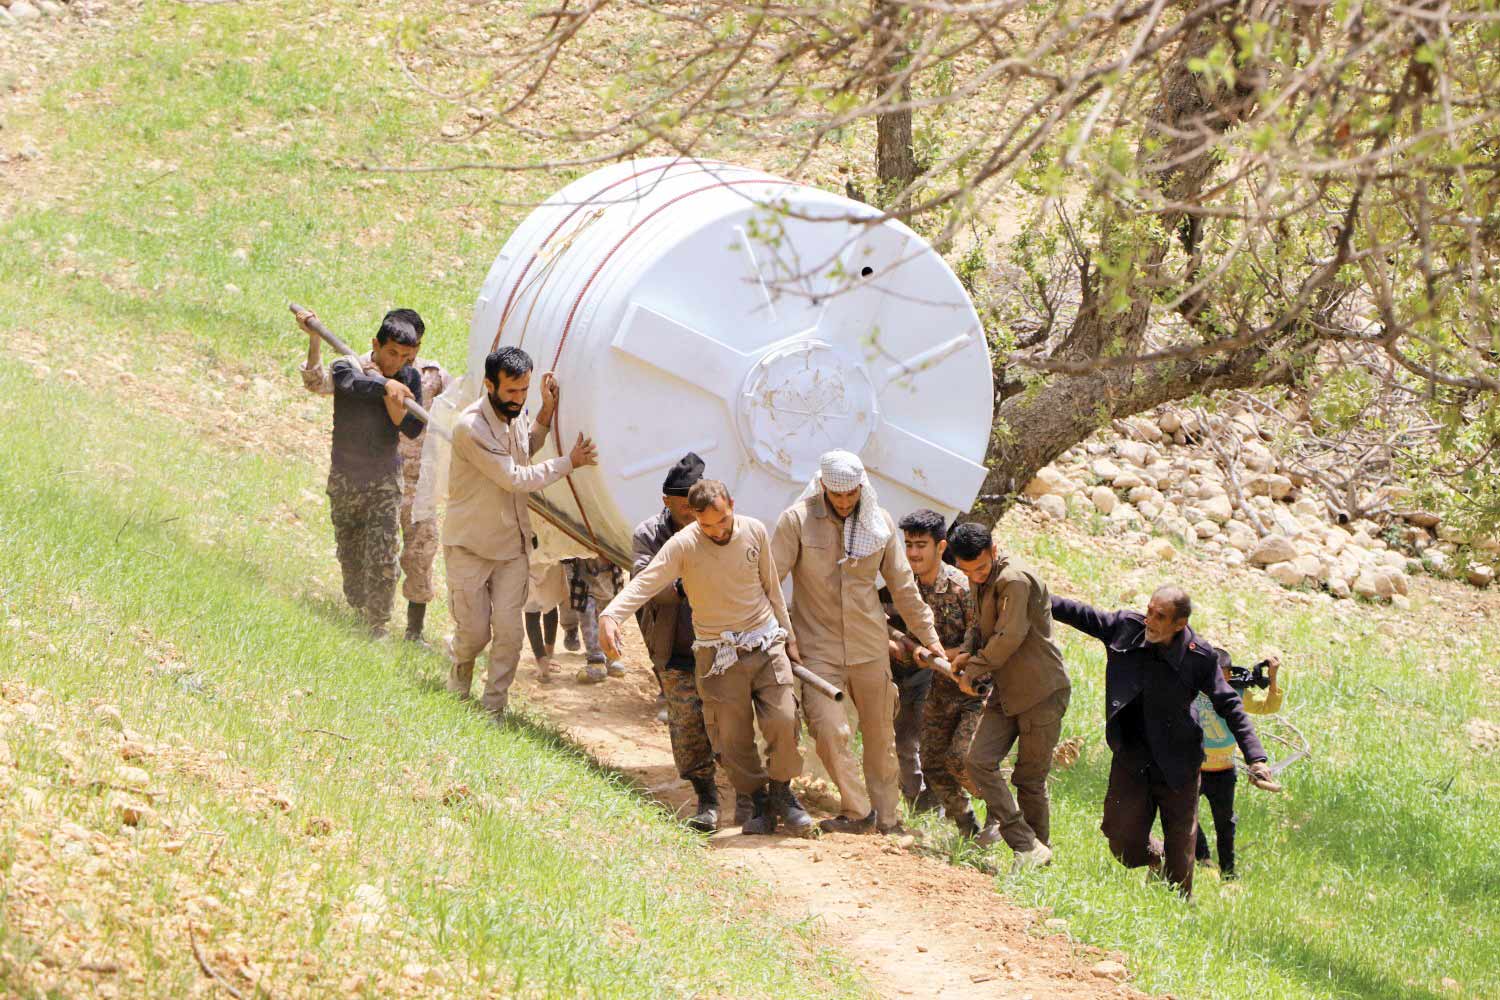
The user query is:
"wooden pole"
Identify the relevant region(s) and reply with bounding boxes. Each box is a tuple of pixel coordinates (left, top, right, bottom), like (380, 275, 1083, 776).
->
(288, 302, 450, 442)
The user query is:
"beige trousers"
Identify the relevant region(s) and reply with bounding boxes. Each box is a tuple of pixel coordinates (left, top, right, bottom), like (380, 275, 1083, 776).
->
(800, 658, 901, 826)
(444, 545, 529, 715)
(695, 644, 802, 796)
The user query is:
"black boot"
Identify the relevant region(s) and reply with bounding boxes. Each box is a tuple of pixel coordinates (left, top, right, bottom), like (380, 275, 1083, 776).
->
(954, 810, 980, 838)
(686, 777, 720, 833)
(733, 793, 753, 825)
(404, 602, 427, 642)
(740, 786, 777, 835)
(771, 780, 815, 838)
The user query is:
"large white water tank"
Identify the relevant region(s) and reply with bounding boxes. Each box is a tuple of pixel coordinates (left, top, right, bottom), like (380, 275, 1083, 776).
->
(461, 157, 994, 566)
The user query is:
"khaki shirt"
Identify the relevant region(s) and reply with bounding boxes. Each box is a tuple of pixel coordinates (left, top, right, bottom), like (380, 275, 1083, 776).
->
(771, 493, 940, 667)
(301, 355, 452, 487)
(963, 555, 1070, 715)
(602, 516, 791, 641)
(442, 395, 573, 561)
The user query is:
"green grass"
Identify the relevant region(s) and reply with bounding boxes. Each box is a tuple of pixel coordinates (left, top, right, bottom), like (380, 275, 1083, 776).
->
(903, 528, 1500, 1000)
(0, 367, 862, 998)
(3, 1, 1498, 997)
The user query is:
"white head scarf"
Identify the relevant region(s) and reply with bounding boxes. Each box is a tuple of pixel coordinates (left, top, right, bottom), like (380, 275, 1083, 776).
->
(798, 450, 891, 563)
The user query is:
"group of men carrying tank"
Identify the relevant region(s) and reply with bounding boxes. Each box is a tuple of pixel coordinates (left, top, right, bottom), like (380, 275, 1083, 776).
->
(296, 309, 1287, 898)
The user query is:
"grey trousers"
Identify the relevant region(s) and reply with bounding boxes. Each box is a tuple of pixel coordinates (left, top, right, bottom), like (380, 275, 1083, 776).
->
(966, 688, 1070, 851)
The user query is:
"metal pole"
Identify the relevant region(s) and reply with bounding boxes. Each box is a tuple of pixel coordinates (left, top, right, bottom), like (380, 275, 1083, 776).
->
(793, 663, 845, 702)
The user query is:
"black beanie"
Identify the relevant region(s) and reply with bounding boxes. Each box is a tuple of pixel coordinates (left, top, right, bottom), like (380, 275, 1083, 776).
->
(662, 452, 706, 496)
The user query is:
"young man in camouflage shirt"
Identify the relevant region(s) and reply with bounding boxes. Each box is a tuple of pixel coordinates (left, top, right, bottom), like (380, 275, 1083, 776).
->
(883, 509, 986, 834)
(299, 307, 452, 642)
(296, 310, 426, 637)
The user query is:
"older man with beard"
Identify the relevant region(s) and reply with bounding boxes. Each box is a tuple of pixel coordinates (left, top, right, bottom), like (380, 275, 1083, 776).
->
(442, 347, 598, 719)
(772, 450, 945, 835)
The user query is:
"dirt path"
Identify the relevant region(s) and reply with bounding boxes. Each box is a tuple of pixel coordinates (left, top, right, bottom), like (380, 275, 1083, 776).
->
(510, 634, 1143, 1000)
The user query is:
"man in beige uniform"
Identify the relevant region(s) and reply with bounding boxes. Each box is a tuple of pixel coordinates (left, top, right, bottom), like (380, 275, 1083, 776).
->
(443, 346, 597, 717)
(599, 479, 814, 838)
(772, 450, 945, 834)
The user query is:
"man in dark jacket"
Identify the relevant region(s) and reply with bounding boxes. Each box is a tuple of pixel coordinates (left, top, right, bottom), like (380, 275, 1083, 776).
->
(1050, 586, 1277, 897)
(630, 452, 724, 832)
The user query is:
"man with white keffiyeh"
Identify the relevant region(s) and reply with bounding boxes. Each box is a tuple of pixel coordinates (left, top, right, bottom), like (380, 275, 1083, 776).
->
(771, 450, 947, 834)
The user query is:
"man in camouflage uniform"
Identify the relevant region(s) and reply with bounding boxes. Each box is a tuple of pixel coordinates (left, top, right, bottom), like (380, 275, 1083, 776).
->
(296, 309, 426, 636)
(565, 556, 626, 684)
(884, 509, 986, 833)
(302, 307, 453, 643)
(628, 453, 725, 831)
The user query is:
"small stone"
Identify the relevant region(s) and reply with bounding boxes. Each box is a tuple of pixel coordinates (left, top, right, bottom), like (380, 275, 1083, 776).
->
(1023, 466, 1070, 499)
(1327, 577, 1352, 599)
(1091, 960, 1127, 980)
(114, 765, 150, 789)
(1111, 471, 1145, 491)
(1035, 494, 1067, 520)
(1468, 565, 1495, 588)
(9, 2, 41, 22)
(1091, 486, 1118, 515)
(1146, 538, 1177, 561)
(1265, 562, 1304, 587)
(1401, 510, 1441, 529)
(1090, 458, 1121, 481)
(1391, 594, 1411, 611)
(1248, 535, 1297, 566)
(1193, 520, 1218, 540)
(1158, 411, 1182, 434)
(38, 0, 64, 14)
(1293, 554, 1324, 581)
(1353, 571, 1382, 600)
(94, 704, 125, 731)
(1198, 494, 1234, 524)
(109, 794, 155, 828)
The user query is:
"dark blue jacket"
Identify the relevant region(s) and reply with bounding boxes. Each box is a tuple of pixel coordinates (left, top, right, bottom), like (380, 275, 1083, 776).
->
(1050, 597, 1266, 788)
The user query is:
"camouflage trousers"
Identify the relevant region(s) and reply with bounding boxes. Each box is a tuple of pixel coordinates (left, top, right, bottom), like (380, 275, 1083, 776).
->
(398, 479, 440, 605)
(328, 472, 403, 630)
(919, 678, 986, 818)
(657, 664, 716, 782)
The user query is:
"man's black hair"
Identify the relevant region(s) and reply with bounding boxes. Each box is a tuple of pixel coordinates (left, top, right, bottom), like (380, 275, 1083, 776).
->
(898, 508, 947, 544)
(375, 315, 420, 348)
(947, 521, 993, 562)
(485, 346, 535, 383)
(384, 307, 425, 339)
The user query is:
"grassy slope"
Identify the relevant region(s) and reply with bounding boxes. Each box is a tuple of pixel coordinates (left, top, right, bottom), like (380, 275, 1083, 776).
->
(0, 6, 864, 997)
(2, 1, 1497, 998)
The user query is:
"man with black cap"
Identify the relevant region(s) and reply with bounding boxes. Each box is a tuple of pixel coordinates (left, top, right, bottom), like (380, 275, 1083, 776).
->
(629, 452, 728, 831)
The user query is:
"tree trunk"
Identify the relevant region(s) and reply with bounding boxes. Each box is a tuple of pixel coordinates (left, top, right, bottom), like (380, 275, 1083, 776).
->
(876, 107, 916, 212)
(973, 4, 1266, 522)
(873, 0, 917, 213)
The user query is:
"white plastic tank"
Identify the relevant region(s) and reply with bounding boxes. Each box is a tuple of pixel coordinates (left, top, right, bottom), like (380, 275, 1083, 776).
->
(446, 157, 994, 565)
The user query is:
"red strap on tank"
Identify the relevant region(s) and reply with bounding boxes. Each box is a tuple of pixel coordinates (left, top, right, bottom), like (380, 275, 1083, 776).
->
(546, 176, 797, 548)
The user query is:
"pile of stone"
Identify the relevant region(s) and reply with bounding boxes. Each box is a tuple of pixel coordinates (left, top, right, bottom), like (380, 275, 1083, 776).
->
(1023, 405, 1499, 604)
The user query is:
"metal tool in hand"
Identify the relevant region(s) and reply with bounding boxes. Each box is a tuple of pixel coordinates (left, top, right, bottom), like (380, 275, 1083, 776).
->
(792, 663, 844, 702)
(890, 627, 989, 698)
(288, 302, 451, 442)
